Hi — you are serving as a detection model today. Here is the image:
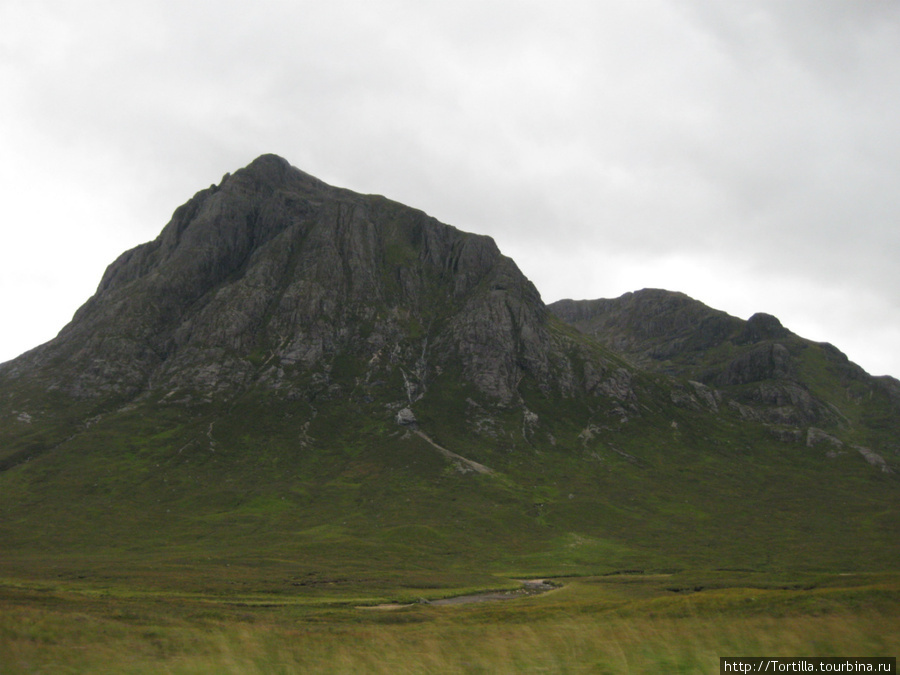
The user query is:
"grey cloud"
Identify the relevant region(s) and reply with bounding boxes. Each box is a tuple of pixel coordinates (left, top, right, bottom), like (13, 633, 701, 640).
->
(2, 0, 899, 376)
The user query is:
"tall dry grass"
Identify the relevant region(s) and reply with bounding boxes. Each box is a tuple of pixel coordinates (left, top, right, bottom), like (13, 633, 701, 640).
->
(3, 606, 897, 674)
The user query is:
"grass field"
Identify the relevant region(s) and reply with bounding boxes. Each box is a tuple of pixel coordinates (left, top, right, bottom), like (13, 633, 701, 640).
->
(2, 570, 897, 673)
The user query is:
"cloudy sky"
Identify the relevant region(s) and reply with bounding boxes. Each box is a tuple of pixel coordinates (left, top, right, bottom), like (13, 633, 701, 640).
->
(2, 0, 899, 378)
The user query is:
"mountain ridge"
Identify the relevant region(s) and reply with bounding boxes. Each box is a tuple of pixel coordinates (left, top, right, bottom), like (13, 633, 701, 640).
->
(551, 289, 900, 457)
(1, 154, 897, 583)
(3, 155, 897, 471)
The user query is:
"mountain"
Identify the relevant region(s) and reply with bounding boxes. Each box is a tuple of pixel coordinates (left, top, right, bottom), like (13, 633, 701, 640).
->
(1, 155, 898, 590)
(550, 290, 900, 454)
(2, 154, 624, 407)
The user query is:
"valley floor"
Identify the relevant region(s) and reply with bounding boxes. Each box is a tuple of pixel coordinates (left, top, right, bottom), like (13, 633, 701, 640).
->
(1, 569, 898, 673)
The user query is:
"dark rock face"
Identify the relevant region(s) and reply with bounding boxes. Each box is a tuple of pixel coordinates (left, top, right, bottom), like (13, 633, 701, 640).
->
(550, 290, 743, 367)
(549, 289, 896, 431)
(735, 313, 791, 344)
(1, 155, 611, 406)
(712, 343, 796, 386)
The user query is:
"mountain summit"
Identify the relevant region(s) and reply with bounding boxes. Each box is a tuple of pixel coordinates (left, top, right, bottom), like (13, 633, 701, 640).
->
(3, 154, 621, 406)
(1, 155, 898, 579)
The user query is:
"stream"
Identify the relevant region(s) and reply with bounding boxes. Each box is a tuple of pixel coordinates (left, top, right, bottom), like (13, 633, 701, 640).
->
(360, 579, 557, 610)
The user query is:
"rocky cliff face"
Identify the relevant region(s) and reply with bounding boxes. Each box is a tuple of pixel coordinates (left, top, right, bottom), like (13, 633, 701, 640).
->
(550, 290, 743, 366)
(550, 290, 900, 436)
(1, 155, 620, 408)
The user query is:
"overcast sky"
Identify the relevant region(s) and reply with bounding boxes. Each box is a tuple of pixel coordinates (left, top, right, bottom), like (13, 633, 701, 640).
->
(2, 1, 899, 378)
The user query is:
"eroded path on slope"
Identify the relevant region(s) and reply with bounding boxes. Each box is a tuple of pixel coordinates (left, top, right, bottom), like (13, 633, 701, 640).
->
(412, 429, 493, 475)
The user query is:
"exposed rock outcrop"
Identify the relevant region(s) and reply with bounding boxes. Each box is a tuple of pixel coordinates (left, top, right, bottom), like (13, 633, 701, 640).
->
(0, 155, 619, 409)
(549, 289, 897, 435)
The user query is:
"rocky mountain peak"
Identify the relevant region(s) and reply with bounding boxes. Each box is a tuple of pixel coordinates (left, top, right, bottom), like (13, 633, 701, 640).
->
(736, 312, 791, 344)
(228, 153, 330, 194)
(1, 156, 621, 409)
(241, 152, 294, 180)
